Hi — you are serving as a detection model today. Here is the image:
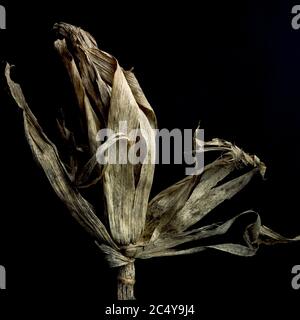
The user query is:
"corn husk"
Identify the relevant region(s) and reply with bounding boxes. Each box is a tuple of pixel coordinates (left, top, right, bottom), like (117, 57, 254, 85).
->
(4, 22, 300, 300)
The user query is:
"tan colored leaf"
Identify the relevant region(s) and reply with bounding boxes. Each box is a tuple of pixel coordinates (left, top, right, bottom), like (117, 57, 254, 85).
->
(5, 63, 117, 250)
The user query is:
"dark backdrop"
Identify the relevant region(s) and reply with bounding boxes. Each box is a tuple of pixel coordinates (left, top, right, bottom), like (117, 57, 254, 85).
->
(0, 0, 299, 317)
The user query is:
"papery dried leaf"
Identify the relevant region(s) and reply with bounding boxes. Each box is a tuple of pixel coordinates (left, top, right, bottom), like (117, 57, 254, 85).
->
(5, 63, 117, 250)
(54, 23, 157, 246)
(259, 225, 300, 244)
(5, 22, 300, 301)
(138, 210, 260, 259)
(169, 168, 257, 232)
(104, 65, 155, 245)
(146, 140, 264, 242)
(137, 210, 300, 259)
(54, 38, 101, 156)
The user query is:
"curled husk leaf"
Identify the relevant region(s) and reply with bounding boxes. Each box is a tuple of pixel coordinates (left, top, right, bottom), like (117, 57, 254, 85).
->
(5, 23, 300, 271)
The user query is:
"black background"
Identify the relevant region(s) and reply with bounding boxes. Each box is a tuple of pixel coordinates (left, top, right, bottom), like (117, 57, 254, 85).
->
(0, 0, 299, 317)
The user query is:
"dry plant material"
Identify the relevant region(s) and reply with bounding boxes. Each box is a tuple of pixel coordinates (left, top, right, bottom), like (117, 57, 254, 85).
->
(4, 23, 300, 300)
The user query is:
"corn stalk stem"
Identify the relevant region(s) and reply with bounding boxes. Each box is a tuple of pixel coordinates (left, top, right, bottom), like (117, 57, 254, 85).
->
(117, 262, 135, 300)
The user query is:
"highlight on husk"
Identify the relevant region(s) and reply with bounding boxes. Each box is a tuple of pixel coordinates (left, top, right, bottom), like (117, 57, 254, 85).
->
(4, 22, 300, 300)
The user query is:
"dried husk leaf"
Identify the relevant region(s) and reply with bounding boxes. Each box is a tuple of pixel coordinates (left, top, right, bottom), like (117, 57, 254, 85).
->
(5, 22, 300, 300)
(146, 139, 263, 242)
(4, 63, 117, 250)
(53, 23, 157, 246)
(94, 56, 155, 246)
